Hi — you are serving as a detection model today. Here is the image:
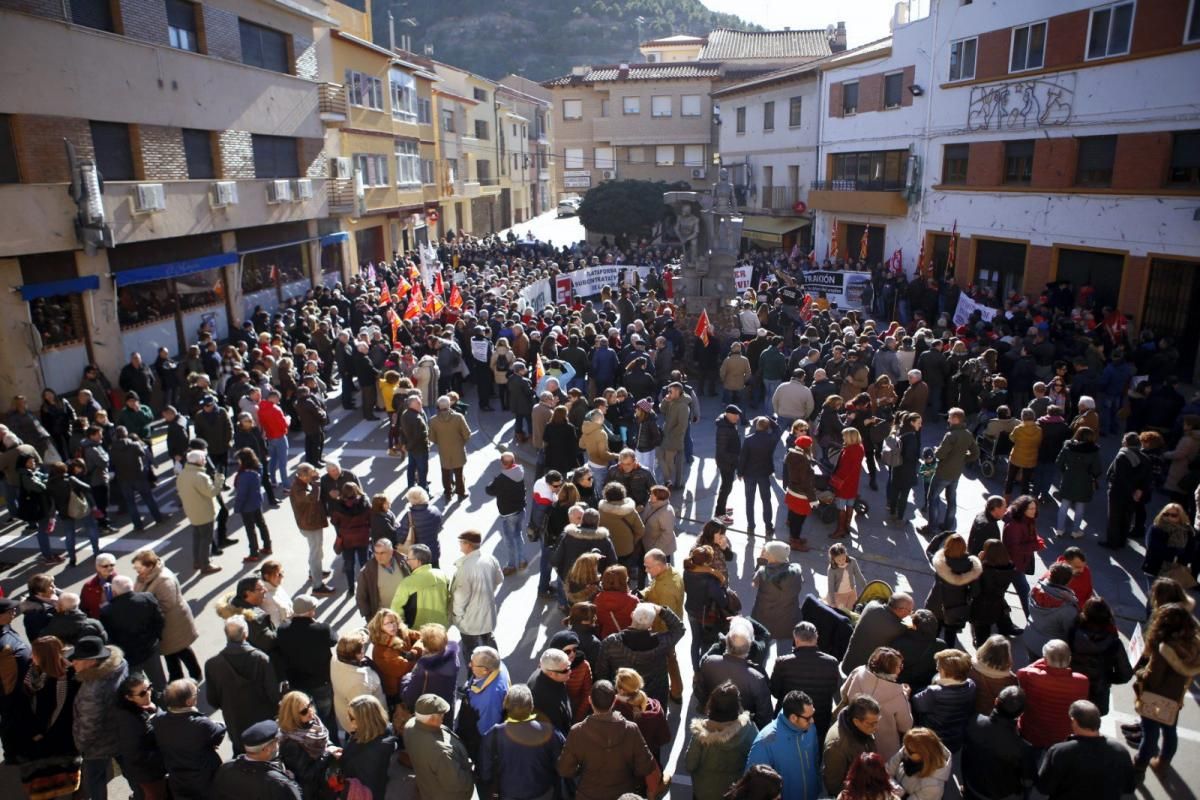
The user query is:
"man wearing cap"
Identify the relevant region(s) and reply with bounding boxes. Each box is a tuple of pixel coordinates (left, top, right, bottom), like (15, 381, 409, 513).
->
(351, 341, 381, 420)
(508, 361, 536, 444)
(71, 635, 130, 799)
(402, 694, 475, 800)
(390, 544, 451, 628)
(720, 342, 753, 406)
(275, 595, 338, 737)
(192, 395, 233, 475)
(713, 404, 743, 522)
(450, 530, 503, 654)
(660, 382, 691, 490)
(211, 720, 303, 799)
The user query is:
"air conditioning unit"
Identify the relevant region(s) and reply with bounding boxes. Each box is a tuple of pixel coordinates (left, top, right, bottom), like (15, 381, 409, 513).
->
(601, 169, 616, 180)
(331, 156, 353, 179)
(294, 178, 314, 201)
(211, 180, 238, 208)
(133, 183, 166, 213)
(267, 179, 292, 204)
(691, 168, 707, 179)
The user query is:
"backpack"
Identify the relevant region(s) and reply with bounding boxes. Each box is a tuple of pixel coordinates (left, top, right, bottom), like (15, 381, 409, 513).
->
(880, 433, 903, 468)
(495, 352, 510, 372)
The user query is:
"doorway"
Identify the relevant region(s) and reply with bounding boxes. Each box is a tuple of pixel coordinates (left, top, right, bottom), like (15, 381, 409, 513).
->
(1055, 248, 1124, 311)
(354, 226, 385, 266)
(1143, 258, 1200, 381)
(974, 239, 1027, 300)
(844, 223, 886, 266)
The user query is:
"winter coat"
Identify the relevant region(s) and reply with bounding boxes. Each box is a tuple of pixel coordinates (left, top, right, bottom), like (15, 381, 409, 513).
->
(115, 700, 166, 785)
(578, 418, 616, 466)
(154, 708, 226, 799)
(933, 424, 979, 479)
(399, 503, 443, 564)
(1002, 510, 1041, 574)
(556, 710, 659, 800)
(1037, 415, 1070, 464)
(508, 374, 536, 417)
(661, 395, 690, 452)
(399, 407, 429, 455)
(401, 641, 461, 727)
(552, 523, 617, 581)
(682, 561, 730, 621)
(595, 608, 684, 705)
(769, 645, 843, 737)
(450, 548, 503, 636)
(739, 425, 780, 479)
(330, 496, 372, 550)
(969, 661, 1019, 715)
(1055, 440, 1103, 502)
(784, 446, 817, 498)
(1036, 733, 1136, 800)
(1069, 622, 1133, 715)
(610, 463, 654, 508)
(429, 409, 471, 469)
(773, 380, 815, 421)
(639, 500, 676, 555)
(695, 654, 774, 729)
(838, 666, 912, 761)
(894, 627, 947, 690)
(746, 711, 821, 800)
(969, 561, 1017, 631)
(210, 754, 304, 799)
(1009, 420, 1043, 469)
(822, 707, 877, 796)
(714, 415, 742, 472)
(924, 551, 982, 627)
(598, 497, 644, 558)
(192, 408, 233, 456)
(274, 616, 337, 694)
(73, 646, 129, 758)
(840, 599, 907, 673)
(390, 564, 451, 628)
(685, 712, 759, 800)
(232, 468, 264, 514)
(177, 463, 220, 525)
(1023, 579, 1079, 659)
(340, 732, 398, 800)
(543, 420, 581, 475)
(288, 477, 326, 530)
(967, 511, 1003, 556)
(824, 557, 866, 609)
(912, 678, 978, 752)
(100, 591, 164, 665)
(887, 743, 953, 800)
(331, 656, 387, 732)
(42, 608, 107, 646)
(486, 464, 527, 515)
(203, 641, 279, 755)
(962, 709, 1034, 800)
(752, 562, 805, 640)
(830, 442, 864, 499)
(594, 590, 638, 639)
(720, 354, 752, 390)
(1016, 658, 1090, 748)
(1137, 633, 1200, 707)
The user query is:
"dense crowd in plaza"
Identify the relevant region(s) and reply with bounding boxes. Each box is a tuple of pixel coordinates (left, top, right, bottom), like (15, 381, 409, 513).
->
(0, 231, 1198, 800)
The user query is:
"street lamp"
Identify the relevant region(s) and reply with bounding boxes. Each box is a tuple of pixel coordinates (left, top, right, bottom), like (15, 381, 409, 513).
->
(635, 16, 645, 59)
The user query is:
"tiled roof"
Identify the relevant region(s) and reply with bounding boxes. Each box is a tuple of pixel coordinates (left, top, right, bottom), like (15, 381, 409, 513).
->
(699, 28, 833, 60)
(543, 63, 722, 87)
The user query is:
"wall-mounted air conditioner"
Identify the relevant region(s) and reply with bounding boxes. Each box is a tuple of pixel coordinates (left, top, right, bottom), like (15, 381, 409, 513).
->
(211, 181, 238, 207)
(331, 157, 353, 179)
(134, 183, 166, 213)
(691, 168, 707, 179)
(601, 169, 616, 180)
(267, 179, 292, 204)
(294, 178, 314, 201)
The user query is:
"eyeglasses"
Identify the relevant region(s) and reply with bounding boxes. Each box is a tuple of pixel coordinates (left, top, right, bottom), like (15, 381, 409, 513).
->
(302, 704, 315, 714)
(546, 667, 571, 675)
(131, 689, 151, 698)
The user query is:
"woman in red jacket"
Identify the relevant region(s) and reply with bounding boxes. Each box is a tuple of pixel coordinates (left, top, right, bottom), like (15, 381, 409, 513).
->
(331, 483, 373, 595)
(593, 564, 639, 638)
(830, 427, 865, 539)
(1002, 494, 1043, 618)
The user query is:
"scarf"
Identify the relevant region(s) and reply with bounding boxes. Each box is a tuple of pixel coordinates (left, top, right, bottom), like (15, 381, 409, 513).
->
(1162, 521, 1192, 550)
(470, 669, 501, 694)
(280, 714, 330, 760)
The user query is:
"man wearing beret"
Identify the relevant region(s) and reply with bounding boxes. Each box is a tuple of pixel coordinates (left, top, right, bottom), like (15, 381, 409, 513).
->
(210, 720, 302, 799)
(402, 693, 475, 800)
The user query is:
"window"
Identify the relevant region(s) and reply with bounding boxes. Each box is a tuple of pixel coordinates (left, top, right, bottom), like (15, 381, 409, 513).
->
(0, 115, 17, 184)
(354, 154, 388, 186)
(473, 87, 488, 102)
(252, 134, 299, 179)
(395, 139, 420, 186)
(684, 145, 704, 167)
(623, 96, 640, 115)
(445, 158, 457, 182)
(628, 147, 645, 164)
(842, 82, 859, 115)
(90, 121, 135, 181)
(1010, 21, 1046, 71)
(417, 98, 432, 125)
(1170, 131, 1200, 185)
(736, 106, 746, 133)
(651, 96, 672, 117)
(563, 100, 583, 120)
(599, 99, 609, 118)
(564, 148, 584, 169)
(655, 146, 675, 166)
(949, 37, 977, 81)
(763, 101, 775, 131)
(476, 160, 491, 183)
(594, 147, 614, 170)
(1189, 0, 1200, 43)
(166, 0, 199, 51)
(474, 119, 489, 140)
(390, 69, 418, 121)
(788, 96, 803, 127)
(884, 73, 903, 108)
(239, 19, 289, 74)
(830, 150, 909, 190)
(1003, 139, 1035, 185)
(421, 158, 435, 184)
(681, 95, 702, 117)
(762, 165, 773, 188)
(345, 70, 384, 111)
(1075, 136, 1117, 187)
(441, 108, 455, 133)
(942, 144, 969, 184)
(182, 129, 214, 179)
(1088, 2, 1134, 59)
(71, 0, 114, 32)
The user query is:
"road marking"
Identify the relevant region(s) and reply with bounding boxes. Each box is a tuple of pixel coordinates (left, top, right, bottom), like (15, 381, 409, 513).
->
(338, 419, 385, 442)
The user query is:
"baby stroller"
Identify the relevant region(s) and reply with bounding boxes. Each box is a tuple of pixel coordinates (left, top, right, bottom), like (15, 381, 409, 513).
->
(815, 443, 870, 517)
(974, 429, 1012, 479)
(854, 579, 893, 615)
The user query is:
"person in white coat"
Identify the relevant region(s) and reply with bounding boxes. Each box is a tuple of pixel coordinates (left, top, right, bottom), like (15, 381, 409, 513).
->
(330, 629, 387, 732)
(886, 727, 953, 800)
(772, 369, 815, 435)
(450, 530, 503, 657)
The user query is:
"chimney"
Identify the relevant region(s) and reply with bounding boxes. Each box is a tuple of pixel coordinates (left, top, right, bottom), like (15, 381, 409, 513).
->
(571, 65, 591, 77)
(618, 62, 630, 78)
(832, 21, 847, 53)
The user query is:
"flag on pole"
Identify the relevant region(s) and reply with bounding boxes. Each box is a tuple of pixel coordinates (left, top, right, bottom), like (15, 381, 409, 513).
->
(366, 263, 376, 284)
(888, 248, 903, 276)
(695, 308, 711, 347)
(947, 220, 959, 281)
(408, 262, 420, 283)
(829, 219, 839, 262)
(859, 223, 870, 262)
(534, 352, 545, 383)
(389, 309, 400, 344)
(917, 236, 927, 279)
(449, 284, 463, 310)
(432, 271, 444, 297)
(269, 264, 280, 285)
(403, 297, 420, 320)
(410, 285, 424, 313)
(379, 283, 392, 304)
(396, 275, 412, 297)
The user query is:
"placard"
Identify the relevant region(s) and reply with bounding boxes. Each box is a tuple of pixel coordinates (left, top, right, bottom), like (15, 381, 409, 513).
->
(952, 293, 999, 326)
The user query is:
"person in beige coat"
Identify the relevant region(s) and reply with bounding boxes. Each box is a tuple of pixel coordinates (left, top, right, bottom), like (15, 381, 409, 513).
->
(132, 548, 202, 681)
(176, 450, 223, 575)
(490, 340, 513, 410)
(838, 645, 912, 761)
(840, 351, 871, 402)
(639, 486, 677, 558)
(719, 343, 753, 404)
(598, 482, 645, 581)
(428, 397, 471, 498)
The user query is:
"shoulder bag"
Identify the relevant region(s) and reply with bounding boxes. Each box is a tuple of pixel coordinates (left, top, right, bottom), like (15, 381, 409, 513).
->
(1135, 688, 1181, 726)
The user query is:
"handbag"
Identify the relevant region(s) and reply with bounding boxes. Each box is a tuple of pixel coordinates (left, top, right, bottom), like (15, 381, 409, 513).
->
(1159, 561, 1197, 590)
(67, 489, 90, 521)
(1135, 689, 1181, 726)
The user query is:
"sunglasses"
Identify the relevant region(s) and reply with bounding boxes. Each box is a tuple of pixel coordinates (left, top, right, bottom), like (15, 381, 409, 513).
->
(131, 688, 151, 698)
(546, 667, 571, 675)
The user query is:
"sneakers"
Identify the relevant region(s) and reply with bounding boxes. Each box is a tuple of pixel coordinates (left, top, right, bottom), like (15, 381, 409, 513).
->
(720, 510, 734, 525)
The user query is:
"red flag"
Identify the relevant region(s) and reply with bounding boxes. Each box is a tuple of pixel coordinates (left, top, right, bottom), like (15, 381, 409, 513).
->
(403, 298, 420, 320)
(269, 264, 280, 284)
(830, 219, 839, 262)
(409, 263, 420, 282)
(432, 271, 444, 297)
(859, 223, 870, 262)
(449, 285, 463, 309)
(534, 352, 545, 383)
(947, 220, 959, 280)
(380, 284, 391, 304)
(694, 308, 711, 347)
(396, 275, 412, 297)
(389, 309, 400, 343)
(917, 236, 927, 279)
(410, 285, 424, 313)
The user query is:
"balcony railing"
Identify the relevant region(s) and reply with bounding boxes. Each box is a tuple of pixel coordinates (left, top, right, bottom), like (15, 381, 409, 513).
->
(319, 83, 347, 119)
(735, 185, 805, 212)
(810, 178, 906, 192)
(328, 178, 356, 214)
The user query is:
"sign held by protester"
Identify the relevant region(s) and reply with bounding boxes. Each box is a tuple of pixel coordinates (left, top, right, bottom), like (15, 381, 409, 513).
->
(952, 293, 998, 326)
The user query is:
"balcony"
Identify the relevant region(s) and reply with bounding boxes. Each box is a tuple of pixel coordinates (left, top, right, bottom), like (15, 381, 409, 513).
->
(328, 178, 356, 215)
(319, 83, 348, 124)
(807, 180, 909, 217)
(739, 186, 806, 214)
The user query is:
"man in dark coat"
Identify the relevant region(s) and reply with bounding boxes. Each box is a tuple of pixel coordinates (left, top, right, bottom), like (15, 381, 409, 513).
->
(714, 405, 742, 521)
(351, 342, 381, 420)
(770, 621, 843, 740)
(594, 603, 685, 707)
(119, 353, 156, 404)
(210, 720, 302, 799)
(738, 416, 781, 536)
(967, 496, 1007, 555)
(204, 616, 280, 754)
(191, 396, 233, 473)
(916, 340, 949, 413)
(274, 595, 338, 738)
(962, 686, 1035, 800)
(293, 386, 328, 467)
(41, 591, 107, 646)
(0, 597, 32, 757)
(839, 594, 914, 673)
(1035, 699, 1135, 800)
(694, 617, 774, 728)
(528, 648, 574, 736)
(100, 576, 165, 688)
(154, 676, 227, 799)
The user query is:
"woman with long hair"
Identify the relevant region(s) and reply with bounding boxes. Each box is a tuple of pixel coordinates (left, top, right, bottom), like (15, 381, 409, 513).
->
(131, 548, 200, 681)
(1069, 596, 1133, 715)
(1001, 495, 1042, 617)
(838, 752, 894, 800)
(565, 552, 603, 607)
(563, 602, 602, 671)
(232, 447, 272, 562)
(330, 630, 387, 734)
(885, 727, 951, 799)
(725, 763, 783, 800)
(968, 539, 1019, 646)
(683, 545, 733, 669)
(840, 646, 913, 761)
(277, 690, 339, 800)
(968, 635, 1018, 715)
(846, 391, 884, 492)
(887, 412, 923, 522)
(544, 405, 581, 476)
(830, 427, 865, 539)
(14, 635, 81, 799)
(1142, 502, 1194, 578)
(816, 394, 846, 465)
(686, 681, 758, 800)
(366, 608, 422, 700)
(340, 695, 397, 799)
(696, 519, 735, 582)
(1132, 603, 1200, 773)
(924, 533, 982, 645)
(614, 668, 670, 768)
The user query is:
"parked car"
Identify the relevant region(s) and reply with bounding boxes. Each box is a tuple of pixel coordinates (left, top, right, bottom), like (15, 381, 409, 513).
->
(557, 196, 582, 217)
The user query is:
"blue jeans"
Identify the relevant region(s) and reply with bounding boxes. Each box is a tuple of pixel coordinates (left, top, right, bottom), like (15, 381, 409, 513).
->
(722, 389, 744, 406)
(763, 379, 781, 410)
(498, 511, 525, 569)
(266, 436, 289, 488)
(120, 478, 163, 529)
(514, 414, 532, 437)
(1032, 463, 1055, 497)
(342, 545, 369, 592)
(927, 475, 958, 531)
(1011, 570, 1032, 617)
(744, 474, 773, 530)
(1137, 716, 1178, 764)
(407, 450, 429, 489)
(1056, 500, 1086, 535)
(33, 516, 53, 559)
(60, 515, 100, 561)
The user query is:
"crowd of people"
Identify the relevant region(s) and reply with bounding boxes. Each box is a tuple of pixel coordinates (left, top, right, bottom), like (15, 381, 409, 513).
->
(0, 231, 1197, 800)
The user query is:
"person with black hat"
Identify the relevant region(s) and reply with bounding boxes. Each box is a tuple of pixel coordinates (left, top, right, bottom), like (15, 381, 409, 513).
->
(210, 720, 303, 799)
(714, 404, 744, 524)
(71, 634, 130, 800)
(402, 693, 475, 800)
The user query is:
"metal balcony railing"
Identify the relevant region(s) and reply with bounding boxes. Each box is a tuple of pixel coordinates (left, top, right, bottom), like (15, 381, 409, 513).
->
(810, 178, 906, 192)
(328, 178, 356, 213)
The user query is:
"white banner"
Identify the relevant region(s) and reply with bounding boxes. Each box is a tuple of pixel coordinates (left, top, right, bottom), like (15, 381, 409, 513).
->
(952, 293, 999, 326)
(518, 278, 552, 312)
(734, 265, 754, 291)
(556, 265, 657, 299)
(799, 270, 873, 310)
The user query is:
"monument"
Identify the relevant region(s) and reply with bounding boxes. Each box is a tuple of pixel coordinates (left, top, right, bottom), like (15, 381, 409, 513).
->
(665, 167, 743, 311)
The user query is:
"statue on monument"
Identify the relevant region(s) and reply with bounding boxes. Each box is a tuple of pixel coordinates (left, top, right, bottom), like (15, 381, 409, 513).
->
(674, 202, 702, 267)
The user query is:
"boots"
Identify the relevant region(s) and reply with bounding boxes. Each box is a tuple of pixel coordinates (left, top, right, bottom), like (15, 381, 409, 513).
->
(789, 537, 811, 552)
(845, 507, 856, 535)
(830, 508, 850, 538)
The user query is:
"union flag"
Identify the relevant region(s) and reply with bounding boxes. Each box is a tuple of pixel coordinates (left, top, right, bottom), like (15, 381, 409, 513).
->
(449, 285, 463, 309)
(694, 308, 711, 347)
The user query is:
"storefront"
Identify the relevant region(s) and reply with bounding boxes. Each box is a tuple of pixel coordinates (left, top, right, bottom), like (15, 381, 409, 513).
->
(319, 230, 349, 287)
(1142, 256, 1200, 381)
(18, 250, 100, 395)
(354, 225, 386, 266)
(237, 223, 314, 321)
(742, 216, 810, 254)
(973, 238, 1027, 300)
(1054, 247, 1125, 313)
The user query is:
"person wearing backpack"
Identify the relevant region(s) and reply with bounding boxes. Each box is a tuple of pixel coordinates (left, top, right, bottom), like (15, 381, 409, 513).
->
(48, 460, 100, 567)
(17, 453, 64, 564)
(886, 412, 923, 522)
(490, 340, 514, 411)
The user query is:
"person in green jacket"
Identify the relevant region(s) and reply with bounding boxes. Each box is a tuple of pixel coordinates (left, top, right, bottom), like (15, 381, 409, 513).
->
(117, 392, 155, 441)
(758, 337, 789, 411)
(685, 680, 759, 800)
(402, 694, 474, 800)
(391, 544, 451, 627)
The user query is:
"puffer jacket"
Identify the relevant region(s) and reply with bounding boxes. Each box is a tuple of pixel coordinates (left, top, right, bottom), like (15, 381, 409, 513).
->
(912, 678, 978, 753)
(751, 561, 804, 640)
(610, 463, 654, 508)
(598, 497, 644, 558)
(331, 496, 372, 549)
(579, 419, 617, 466)
(400, 642, 460, 727)
(1055, 439, 1103, 502)
(1002, 510, 1041, 574)
(639, 500, 676, 555)
(399, 503, 443, 564)
(552, 523, 618, 581)
(595, 608, 685, 705)
(1008, 420, 1043, 469)
(714, 415, 742, 472)
(684, 712, 758, 800)
(1023, 579, 1079, 659)
(73, 645, 129, 758)
(1069, 622, 1133, 715)
(969, 561, 1017, 629)
(924, 551, 982, 627)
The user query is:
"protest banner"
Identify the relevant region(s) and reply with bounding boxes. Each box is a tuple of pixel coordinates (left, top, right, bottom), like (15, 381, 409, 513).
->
(734, 265, 754, 291)
(952, 293, 999, 326)
(518, 278, 552, 312)
(799, 270, 873, 310)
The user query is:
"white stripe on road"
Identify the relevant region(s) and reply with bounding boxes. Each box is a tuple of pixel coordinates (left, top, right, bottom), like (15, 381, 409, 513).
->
(0, 530, 176, 553)
(338, 418, 385, 442)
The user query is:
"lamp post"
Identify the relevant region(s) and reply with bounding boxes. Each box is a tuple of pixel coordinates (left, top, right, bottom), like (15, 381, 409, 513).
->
(635, 16, 645, 60)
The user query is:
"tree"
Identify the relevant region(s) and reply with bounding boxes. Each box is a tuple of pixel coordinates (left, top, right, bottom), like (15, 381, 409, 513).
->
(577, 179, 675, 237)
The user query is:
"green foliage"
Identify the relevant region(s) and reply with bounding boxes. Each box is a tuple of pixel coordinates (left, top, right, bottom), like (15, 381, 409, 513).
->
(578, 179, 672, 236)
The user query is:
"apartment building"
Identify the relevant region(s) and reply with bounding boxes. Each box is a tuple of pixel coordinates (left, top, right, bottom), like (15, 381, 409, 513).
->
(314, 0, 437, 268)
(0, 0, 336, 399)
(499, 76, 554, 220)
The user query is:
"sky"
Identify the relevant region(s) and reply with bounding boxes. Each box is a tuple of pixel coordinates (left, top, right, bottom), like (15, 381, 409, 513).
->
(699, 0, 924, 48)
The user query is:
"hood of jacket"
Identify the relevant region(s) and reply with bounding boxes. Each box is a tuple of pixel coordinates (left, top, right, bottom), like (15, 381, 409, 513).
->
(418, 640, 460, 672)
(598, 497, 637, 517)
(76, 645, 125, 682)
(563, 523, 611, 541)
(1037, 414, 1065, 425)
(1030, 580, 1077, 611)
(1063, 439, 1099, 455)
(1160, 635, 1200, 677)
(688, 711, 752, 744)
(1071, 624, 1117, 658)
(933, 552, 983, 586)
(581, 419, 605, 436)
(761, 561, 799, 585)
(337, 496, 369, 517)
(971, 660, 1015, 681)
(501, 463, 526, 482)
(215, 593, 268, 621)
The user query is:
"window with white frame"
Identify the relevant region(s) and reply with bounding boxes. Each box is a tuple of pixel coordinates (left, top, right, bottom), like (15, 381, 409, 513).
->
(681, 94, 702, 117)
(628, 147, 645, 163)
(421, 158, 435, 184)
(1188, 0, 1200, 43)
(345, 69, 384, 110)
(1010, 21, 1047, 71)
(623, 96, 640, 115)
(390, 69, 418, 121)
(949, 37, 977, 81)
(563, 99, 583, 120)
(884, 73, 903, 108)
(395, 139, 420, 186)
(683, 145, 704, 166)
(655, 145, 675, 165)
(1087, 1, 1134, 59)
(354, 153, 389, 186)
(564, 148, 584, 169)
(595, 147, 615, 170)
(651, 96, 672, 117)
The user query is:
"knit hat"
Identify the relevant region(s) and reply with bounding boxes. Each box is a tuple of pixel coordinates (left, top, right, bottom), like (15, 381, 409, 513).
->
(795, 435, 813, 449)
(636, 398, 654, 414)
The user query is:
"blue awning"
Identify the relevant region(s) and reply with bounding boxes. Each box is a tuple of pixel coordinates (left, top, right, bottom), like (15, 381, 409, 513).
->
(19, 275, 101, 301)
(320, 232, 349, 246)
(112, 252, 238, 288)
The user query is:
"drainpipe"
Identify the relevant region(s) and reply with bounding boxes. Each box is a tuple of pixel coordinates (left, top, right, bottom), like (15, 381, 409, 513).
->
(914, 0, 941, 276)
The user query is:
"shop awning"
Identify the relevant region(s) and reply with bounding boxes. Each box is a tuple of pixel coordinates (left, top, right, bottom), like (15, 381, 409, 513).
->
(741, 215, 810, 245)
(113, 252, 238, 288)
(18, 275, 101, 301)
(320, 232, 350, 246)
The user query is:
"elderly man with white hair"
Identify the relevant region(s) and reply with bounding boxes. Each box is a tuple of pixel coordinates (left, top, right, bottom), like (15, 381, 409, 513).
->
(694, 616, 774, 728)
(595, 601, 685, 707)
(528, 647, 575, 736)
(176, 449, 223, 575)
(203, 615, 280, 754)
(400, 393, 431, 491)
(101, 573, 166, 688)
(899, 368, 930, 413)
